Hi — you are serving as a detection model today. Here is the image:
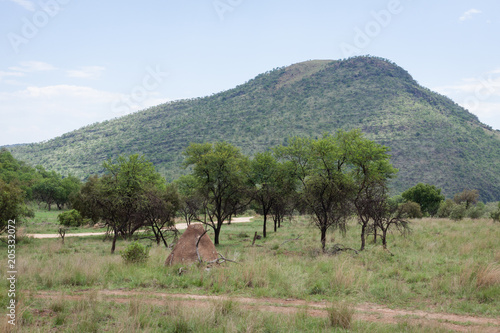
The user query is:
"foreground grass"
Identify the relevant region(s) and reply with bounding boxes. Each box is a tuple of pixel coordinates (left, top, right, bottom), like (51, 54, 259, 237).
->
(1, 215, 500, 331)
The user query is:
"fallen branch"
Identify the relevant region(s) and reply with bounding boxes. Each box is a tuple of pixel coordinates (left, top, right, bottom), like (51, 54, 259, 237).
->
(281, 234, 301, 246)
(330, 244, 359, 255)
(205, 253, 240, 265)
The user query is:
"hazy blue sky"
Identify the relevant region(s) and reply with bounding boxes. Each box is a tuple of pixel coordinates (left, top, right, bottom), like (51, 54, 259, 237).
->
(1, 0, 499, 145)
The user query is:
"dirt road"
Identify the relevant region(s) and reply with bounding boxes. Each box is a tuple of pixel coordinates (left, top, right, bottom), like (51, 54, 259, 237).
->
(32, 289, 500, 332)
(26, 217, 254, 239)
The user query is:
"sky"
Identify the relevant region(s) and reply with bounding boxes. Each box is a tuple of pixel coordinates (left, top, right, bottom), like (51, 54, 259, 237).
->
(1, 0, 499, 146)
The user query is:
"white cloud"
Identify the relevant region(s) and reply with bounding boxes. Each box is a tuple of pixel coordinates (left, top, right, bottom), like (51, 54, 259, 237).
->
(8, 61, 57, 73)
(8, 0, 35, 11)
(459, 8, 482, 22)
(0, 71, 25, 79)
(67, 66, 106, 79)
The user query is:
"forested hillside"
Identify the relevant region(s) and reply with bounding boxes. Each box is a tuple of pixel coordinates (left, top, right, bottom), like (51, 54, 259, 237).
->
(9, 56, 500, 201)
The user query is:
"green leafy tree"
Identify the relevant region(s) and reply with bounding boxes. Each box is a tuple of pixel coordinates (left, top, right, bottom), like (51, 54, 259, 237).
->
(183, 142, 250, 245)
(344, 130, 398, 250)
(248, 151, 296, 237)
(31, 171, 60, 211)
(0, 180, 33, 233)
(73, 155, 166, 253)
(402, 183, 444, 216)
(54, 176, 81, 210)
(276, 133, 356, 252)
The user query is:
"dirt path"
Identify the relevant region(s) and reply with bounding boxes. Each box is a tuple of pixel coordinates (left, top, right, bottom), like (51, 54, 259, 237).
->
(26, 217, 254, 239)
(32, 289, 500, 332)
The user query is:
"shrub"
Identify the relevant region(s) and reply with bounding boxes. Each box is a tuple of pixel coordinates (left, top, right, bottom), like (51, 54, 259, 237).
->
(450, 203, 467, 221)
(467, 202, 485, 219)
(400, 201, 423, 219)
(121, 242, 150, 264)
(57, 209, 85, 227)
(491, 202, 500, 223)
(437, 199, 455, 218)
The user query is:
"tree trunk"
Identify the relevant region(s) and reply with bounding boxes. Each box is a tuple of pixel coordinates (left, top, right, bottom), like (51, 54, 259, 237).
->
(111, 229, 118, 254)
(360, 224, 366, 251)
(273, 216, 278, 232)
(321, 228, 327, 252)
(373, 226, 378, 244)
(214, 221, 222, 245)
(263, 213, 267, 238)
(382, 228, 388, 249)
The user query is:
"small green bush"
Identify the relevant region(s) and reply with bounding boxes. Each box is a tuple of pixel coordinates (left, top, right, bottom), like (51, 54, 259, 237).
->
(120, 242, 150, 264)
(400, 201, 423, 219)
(467, 202, 485, 219)
(437, 199, 455, 218)
(491, 202, 500, 222)
(450, 203, 467, 221)
(57, 209, 85, 227)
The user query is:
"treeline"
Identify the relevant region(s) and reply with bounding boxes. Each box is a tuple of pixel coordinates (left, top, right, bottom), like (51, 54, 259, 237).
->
(2, 131, 500, 254)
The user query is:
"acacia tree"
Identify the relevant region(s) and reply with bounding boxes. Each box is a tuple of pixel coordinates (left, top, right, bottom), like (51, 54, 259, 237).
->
(183, 142, 250, 245)
(276, 134, 355, 252)
(248, 151, 296, 237)
(342, 129, 398, 251)
(74, 155, 167, 253)
(137, 184, 180, 247)
(364, 186, 410, 250)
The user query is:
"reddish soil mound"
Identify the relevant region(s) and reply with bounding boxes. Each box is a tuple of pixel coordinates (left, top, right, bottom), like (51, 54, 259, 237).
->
(165, 224, 218, 265)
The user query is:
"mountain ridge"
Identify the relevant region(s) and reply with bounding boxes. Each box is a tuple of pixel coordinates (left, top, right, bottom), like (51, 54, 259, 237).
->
(9, 56, 500, 201)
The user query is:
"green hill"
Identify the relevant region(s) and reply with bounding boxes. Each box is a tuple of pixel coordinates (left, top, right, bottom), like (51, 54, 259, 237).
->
(9, 56, 500, 201)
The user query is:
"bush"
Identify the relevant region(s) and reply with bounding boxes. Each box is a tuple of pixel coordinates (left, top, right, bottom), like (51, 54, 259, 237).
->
(491, 202, 500, 222)
(57, 209, 85, 227)
(450, 203, 467, 221)
(400, 201, 423, 219)
(467, 202, 485, 219)
(437, 199, 455, 218)
(120, 242, 149, 264)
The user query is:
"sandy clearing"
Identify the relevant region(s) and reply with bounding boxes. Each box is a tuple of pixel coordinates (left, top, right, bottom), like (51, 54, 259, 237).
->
(25, 217, 254, 239)
(32, 289, 500, 332)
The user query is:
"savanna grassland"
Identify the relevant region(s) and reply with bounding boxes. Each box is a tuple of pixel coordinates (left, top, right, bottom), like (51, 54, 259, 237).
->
(1, 210, 500, 332)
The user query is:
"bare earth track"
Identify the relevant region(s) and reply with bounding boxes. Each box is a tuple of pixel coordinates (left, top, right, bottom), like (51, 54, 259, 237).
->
(31, 289, 500, 332)
(26, 217, 254, 239)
